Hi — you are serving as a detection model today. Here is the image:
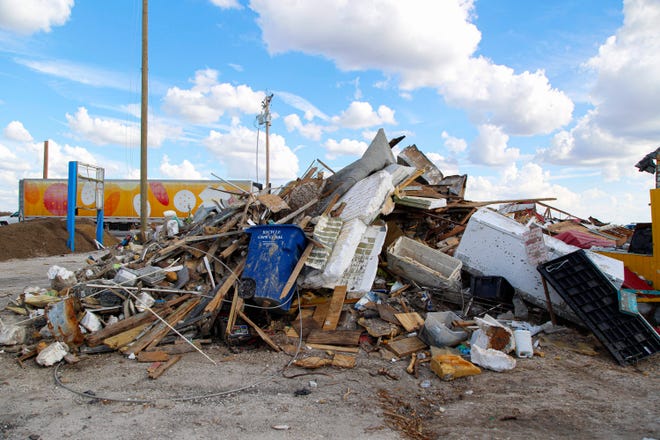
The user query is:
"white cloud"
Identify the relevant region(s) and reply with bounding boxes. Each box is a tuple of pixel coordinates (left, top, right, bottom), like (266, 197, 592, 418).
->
(323, 138, 368, 160)
(15, 58, 133, 91)
(228, 63, 244, 72)
(539, 0, 660, 178)
(426, 152, 460, 176)
(441, 130, 466, 154)
(67, 107, 139, 146)
(0, 0, 73, 34)
(203, 124, 299, 181)
(160, 155, 203, 179)
(469, 124, 520, 166)
(163, 69, 264, 124)
(66, 107, 181, 147)
(4, 121, 33, 142)
(275, 91, 329, 121)
(584, 0, 660, 139)
(0, 142, 19, 163)
(210, 0, 243, 9)
(331, 101, 396, 129)
(283, 114, 324, 140)
(465, 162, 651, 224)
(250, 0, 572, 136)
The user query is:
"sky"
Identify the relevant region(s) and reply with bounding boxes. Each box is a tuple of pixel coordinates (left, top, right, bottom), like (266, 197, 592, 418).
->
(0, 0, 659, 224)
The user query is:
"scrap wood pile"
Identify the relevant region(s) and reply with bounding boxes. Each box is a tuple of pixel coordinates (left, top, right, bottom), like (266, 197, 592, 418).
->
(1, 128, 658, 381)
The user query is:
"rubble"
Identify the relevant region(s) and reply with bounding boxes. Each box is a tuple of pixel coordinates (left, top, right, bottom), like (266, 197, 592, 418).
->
(0, 128, 657, 392)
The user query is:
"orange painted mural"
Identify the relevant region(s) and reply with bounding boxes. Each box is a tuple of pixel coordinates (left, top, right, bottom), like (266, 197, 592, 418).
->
(20, 179, 253, 220)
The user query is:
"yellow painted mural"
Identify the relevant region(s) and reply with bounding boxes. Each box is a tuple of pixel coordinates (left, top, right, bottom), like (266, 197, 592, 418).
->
(20, 179, 254, 220)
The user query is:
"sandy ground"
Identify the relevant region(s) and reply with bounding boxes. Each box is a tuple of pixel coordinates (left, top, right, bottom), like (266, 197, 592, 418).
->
(0, 253, 659, 440)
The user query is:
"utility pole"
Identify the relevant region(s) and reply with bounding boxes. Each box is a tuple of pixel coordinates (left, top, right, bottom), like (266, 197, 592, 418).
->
(260, 94, 273, 193)
(140, 0, 149, 241)
(43, 140, 49, 179)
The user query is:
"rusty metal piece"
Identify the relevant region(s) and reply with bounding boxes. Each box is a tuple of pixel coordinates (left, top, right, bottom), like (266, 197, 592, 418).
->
(46, 297, 84, 346)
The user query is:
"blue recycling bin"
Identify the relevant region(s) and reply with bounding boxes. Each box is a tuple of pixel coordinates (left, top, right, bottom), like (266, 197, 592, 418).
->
(239, 224, 307, 312)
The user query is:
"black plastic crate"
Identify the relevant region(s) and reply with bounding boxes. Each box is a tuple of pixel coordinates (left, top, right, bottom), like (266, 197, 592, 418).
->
(537, 249, 660, 365)
(470, 276, 515, 304)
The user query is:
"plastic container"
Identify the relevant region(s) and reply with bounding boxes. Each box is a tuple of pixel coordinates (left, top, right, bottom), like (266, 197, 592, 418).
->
(538, 249, 660, 365)
(239, 225, 307, 312)
(386, 235, 462, 290)
(513, 329, 533, 358)
(470, 276, 515, 304)
(418, 311, 468, 347)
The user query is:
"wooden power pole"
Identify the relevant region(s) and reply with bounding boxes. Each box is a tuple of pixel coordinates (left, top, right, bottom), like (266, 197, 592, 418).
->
(140, 0, 149, 241)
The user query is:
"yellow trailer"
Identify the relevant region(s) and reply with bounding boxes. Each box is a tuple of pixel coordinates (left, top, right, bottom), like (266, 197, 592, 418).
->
(598, 188, 660, 287)
(19, 178, 254, 224)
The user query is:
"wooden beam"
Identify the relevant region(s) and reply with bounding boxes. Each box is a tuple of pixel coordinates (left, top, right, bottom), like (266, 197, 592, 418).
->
(238, 310, 281, 352)
(322, 285, 347, 331)
(147, 354, 182, 379)
(205, 259, 245, 312)
(306, 329, 362, 346)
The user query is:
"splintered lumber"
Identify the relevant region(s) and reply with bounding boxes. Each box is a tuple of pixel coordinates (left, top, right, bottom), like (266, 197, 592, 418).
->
(293, 316, 320, 339)
(322, 285, 347, 330)
(137, 351, 170, 363)
(156, 341, 203, 355)
(257, 193, 290, 213)
(238, 310, 281, 352)
(377, 303, 401, 324)
(147, 354, 183, 379)
(278, 243, 314, 299)
(312, 302, 331, 327)
(103, 322, 151, 349)
(394, 312, 425, 332)
(86, 305, 172, 347)
(306, 329, 362, 346)
(306, 343, 360, 354)
(205, 259, 245, 312)
(386, 337, 428, 358)
(225, 288, 244, 337)
(124, 298, 200, 355)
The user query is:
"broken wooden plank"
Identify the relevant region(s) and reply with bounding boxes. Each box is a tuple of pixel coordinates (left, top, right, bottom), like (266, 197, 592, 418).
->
(238, 310, 281, 352)
(124, 298, 200, 355)
(322, 285, 347, 331)
(147, 354, 183, 379)
(377, 303, 401, 325)
(86, 305, 172, 347)
(225, 288, 244, 338)
(103, 322, 151, 350)
(257, 193, 290, 213)
(278, 243, 313, 299)
(306, 329, 362, 346)
(306, 343, 360, 354)
(205, 259, 245, 313)
(275, 198, 319, 224)
(386, 337, 427, 358)
(137, 351, 170, 363)
(153, 341, 203, 355)
(292, 316, 320, 339)
(312, 302, 331, 327)
(395, 312, 425, 332)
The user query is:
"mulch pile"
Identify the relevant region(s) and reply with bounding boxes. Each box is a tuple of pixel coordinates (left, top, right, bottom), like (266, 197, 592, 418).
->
(0, 218, 118, 261)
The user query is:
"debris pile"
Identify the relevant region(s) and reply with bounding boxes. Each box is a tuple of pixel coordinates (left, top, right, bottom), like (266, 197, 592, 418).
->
(1, 129, 658, 382)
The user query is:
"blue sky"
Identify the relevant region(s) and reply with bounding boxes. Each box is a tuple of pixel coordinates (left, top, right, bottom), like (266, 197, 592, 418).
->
(1, 0, 659, 224)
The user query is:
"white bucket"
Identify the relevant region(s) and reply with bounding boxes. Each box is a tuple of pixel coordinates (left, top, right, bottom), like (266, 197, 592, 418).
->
(513, 329, 533, 358)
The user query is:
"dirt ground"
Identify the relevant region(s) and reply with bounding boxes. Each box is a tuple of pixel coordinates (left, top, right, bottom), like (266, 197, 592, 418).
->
(0, 253, 658, 440)
(0, 219, 118, 261)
